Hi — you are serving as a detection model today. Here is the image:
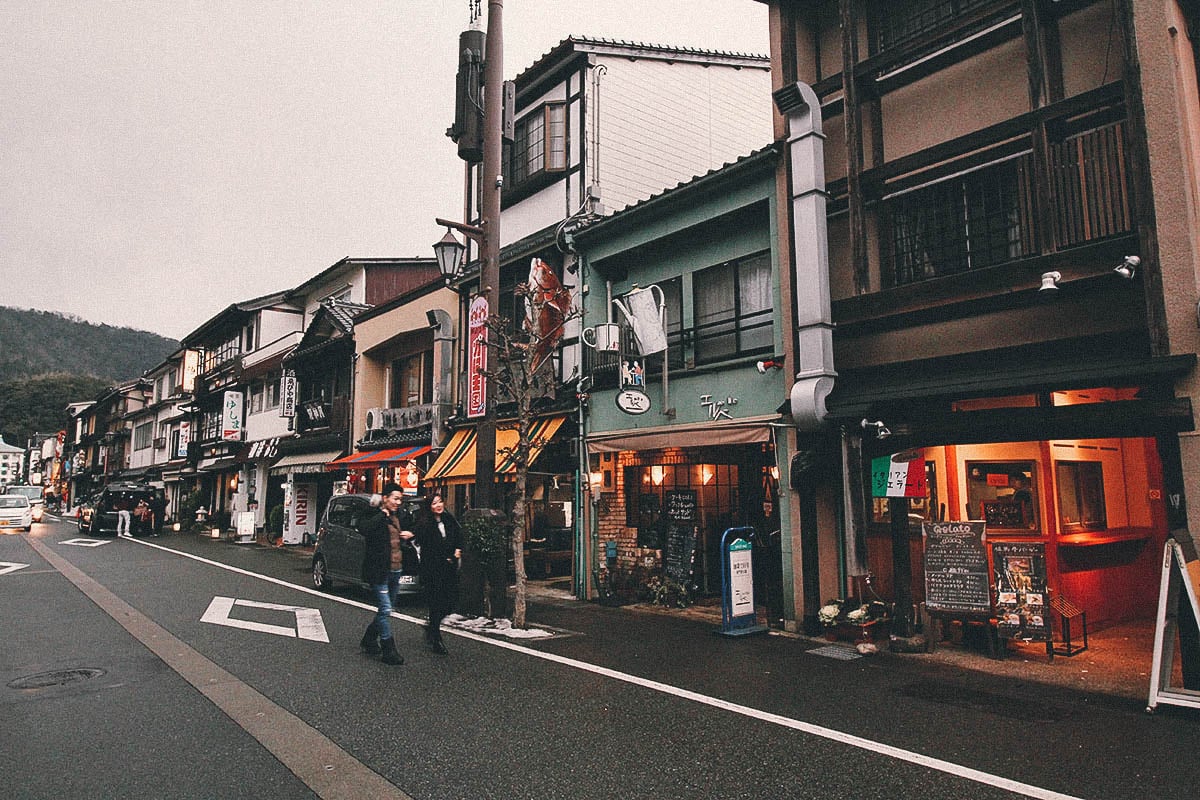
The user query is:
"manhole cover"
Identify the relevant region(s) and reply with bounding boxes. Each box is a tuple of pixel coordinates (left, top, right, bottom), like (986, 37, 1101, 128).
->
(807, 645, 863, 661)
(7, 668, 106, 690)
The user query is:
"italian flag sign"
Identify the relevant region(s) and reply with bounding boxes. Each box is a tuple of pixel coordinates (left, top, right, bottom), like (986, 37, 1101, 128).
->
(871, 451, 926, 498)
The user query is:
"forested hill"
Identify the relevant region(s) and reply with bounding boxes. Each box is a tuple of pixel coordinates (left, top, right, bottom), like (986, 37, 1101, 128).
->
(0, 306, 179, 383)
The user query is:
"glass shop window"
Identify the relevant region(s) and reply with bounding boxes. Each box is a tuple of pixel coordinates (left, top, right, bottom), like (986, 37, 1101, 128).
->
(1055, 461, 1107, 532)
(965, 460, 1039, 532)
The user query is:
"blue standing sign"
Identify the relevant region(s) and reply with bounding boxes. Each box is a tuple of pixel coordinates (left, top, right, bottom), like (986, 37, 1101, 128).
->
(718, 527, 768, 637)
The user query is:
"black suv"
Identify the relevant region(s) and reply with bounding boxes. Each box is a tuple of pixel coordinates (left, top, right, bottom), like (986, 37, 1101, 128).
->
(78, 482, 163, 536)
(311, 494, 423, 596)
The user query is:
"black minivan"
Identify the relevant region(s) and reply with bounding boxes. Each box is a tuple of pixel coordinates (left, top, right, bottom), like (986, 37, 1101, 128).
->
(311, 494, 423, 596)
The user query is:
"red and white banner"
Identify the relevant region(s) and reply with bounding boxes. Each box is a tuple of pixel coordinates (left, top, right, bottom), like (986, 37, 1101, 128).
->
(466, 295, 488, 419)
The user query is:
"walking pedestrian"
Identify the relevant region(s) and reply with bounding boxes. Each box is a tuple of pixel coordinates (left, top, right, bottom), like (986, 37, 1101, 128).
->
(359, 482, 407, 665)
(114, 496, 132, 537)
(413, 492, 463, 654)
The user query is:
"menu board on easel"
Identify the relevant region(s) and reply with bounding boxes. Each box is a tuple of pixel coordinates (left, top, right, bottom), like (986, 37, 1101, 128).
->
(1148, 539, 1200, 712)
(991, 540, 1050, 641)
(923, 521, 991, 615)
(663, 490, 698, 585)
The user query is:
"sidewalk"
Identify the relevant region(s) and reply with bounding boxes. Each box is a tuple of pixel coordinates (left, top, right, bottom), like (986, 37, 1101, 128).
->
(523, 579, 1156, 704)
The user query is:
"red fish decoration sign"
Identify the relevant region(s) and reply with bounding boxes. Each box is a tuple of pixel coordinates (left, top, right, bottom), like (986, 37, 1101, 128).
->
(525, 258, 572, 370)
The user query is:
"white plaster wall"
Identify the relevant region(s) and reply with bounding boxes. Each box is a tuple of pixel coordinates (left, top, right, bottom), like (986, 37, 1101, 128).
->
(592, 57, 772, 213)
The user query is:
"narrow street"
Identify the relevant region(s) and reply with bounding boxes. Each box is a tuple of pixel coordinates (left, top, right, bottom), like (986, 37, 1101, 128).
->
(5, 516, 1199, 800)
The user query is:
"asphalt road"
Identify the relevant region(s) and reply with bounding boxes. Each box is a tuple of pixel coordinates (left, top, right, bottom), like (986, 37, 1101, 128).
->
(4, 516, 1199, 800)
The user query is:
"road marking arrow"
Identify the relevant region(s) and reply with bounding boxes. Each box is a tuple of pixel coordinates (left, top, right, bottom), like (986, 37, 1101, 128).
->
(0, 561, 30, 576)
(200, 596, 329, 642)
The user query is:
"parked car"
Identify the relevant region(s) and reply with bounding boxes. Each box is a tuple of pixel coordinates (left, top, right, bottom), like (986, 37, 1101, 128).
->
(0, 494, 34, 531)
(6, 485, 45, 522)
(78, 482, 163, 536)
(311, 494, 424, 597)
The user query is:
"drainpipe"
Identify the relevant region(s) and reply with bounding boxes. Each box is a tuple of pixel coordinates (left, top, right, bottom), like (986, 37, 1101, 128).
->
(776, 81, 845, 633)
(428, 308, 455, 451)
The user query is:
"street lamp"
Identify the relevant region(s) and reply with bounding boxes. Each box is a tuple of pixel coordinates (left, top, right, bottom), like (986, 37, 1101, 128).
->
(433, 229, 466, 283)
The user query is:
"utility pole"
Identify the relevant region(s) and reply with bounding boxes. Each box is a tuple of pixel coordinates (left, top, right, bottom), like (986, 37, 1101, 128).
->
(473, 0, 503, 511)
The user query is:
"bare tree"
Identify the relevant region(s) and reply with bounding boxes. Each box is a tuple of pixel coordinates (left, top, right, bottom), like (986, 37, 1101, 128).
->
(478, 259, 575, 628)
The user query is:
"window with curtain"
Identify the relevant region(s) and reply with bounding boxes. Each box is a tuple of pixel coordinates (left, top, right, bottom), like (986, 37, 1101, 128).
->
(390, 351, 433, 408)
(693, 252, 773, 364)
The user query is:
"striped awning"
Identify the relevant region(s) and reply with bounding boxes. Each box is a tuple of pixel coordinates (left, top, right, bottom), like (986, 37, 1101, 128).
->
(425, 416, 566, 482)
(325, 445, 432, 471)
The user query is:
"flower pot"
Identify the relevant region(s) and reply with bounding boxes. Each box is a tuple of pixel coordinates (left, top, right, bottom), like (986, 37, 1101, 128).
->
(823, 627, 838, 642)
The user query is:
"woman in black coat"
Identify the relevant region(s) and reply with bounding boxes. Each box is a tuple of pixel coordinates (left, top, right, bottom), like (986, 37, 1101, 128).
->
(413, 492, 463, 654)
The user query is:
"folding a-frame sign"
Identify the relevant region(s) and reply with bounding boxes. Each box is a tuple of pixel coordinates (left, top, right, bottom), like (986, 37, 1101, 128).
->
(1147, 539, 1200, 713)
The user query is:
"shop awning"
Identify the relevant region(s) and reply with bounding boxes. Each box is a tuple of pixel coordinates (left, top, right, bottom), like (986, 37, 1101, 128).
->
(586, 416, 776, 454)
(198, 456, 239, 473)
(269, 450, 344, 476)
(426, 416, 566, 482)
(325, 445, 432, 471)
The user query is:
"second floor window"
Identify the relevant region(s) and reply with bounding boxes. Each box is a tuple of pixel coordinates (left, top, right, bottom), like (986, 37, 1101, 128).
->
(693, 253, 773, 364)
(133, 422, 153, 451)
(504, 102, 567, 189)
(202, 335, 240, 373)
(889, 160, 1025, 286)
(390, 352, 433, 408)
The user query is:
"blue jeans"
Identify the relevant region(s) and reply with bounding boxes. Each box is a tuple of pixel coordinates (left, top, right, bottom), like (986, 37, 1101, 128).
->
(371, 583, 393, 640)
(387, 570, 404, 605)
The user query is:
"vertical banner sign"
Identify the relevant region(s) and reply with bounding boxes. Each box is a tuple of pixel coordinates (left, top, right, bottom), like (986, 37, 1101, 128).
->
(991, 540, 1050, 641)
(221, 390, 243, 441)
(177, 420, 191, 459)
(285, 482, 316, 545)
(728, 539, 755, 617)
(280, 370, 297, 418)
(871, 451, 926, 497)
(467, 295, 489, 419)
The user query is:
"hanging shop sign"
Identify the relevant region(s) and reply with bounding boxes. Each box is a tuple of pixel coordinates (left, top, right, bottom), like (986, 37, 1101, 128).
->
(280, 370, 297, 418)
(221, 390, 244, 442)
(467, 295, 488, 419)
(871, 451, 926, 498)
(991, 540, 1050, 641)
(616, 357, 650, 415)
(177, 420, 191, 459)
(922, 521, 990, 615)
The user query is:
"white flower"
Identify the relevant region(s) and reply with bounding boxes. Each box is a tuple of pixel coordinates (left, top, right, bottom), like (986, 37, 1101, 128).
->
(846, 605, 870, 624)
(817, 603, 841, 625)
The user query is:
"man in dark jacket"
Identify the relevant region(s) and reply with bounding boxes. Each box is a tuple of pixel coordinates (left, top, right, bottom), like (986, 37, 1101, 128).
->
(413, 492, 463, 654)
(360, 483, 407, 665)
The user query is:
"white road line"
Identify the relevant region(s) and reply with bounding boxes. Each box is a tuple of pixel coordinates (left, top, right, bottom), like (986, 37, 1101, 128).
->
(130, 538, 1084, 800)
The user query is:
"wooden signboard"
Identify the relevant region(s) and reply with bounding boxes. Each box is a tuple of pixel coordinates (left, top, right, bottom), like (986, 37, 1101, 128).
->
(1147, 539, 1200, 712)
(991, 540, 1050, 641)
(923, 521, 991, 615)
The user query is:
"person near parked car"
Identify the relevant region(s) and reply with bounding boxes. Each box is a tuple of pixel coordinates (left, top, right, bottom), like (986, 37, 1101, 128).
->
(359, 482, 409, 666)
(134, 498, 152, 535)
(114, 496, 132, 537)
(150, 492, 167, 536)
(413, 492, 463, 655)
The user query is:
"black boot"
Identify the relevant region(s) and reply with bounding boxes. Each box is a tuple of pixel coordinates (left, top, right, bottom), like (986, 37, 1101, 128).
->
(360, 621, 381, 655)
(380, 636, 404, 665)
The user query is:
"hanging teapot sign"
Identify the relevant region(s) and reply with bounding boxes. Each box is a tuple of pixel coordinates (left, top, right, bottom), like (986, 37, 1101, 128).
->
(612, 284, 668, 355)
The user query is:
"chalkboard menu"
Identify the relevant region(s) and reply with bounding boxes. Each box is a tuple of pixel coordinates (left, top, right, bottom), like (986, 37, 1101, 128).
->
(923, 521, 991, 615)
(992, 541, 1050, 641)
(664, 524, 698, 585)
(665, 489, 697, 523)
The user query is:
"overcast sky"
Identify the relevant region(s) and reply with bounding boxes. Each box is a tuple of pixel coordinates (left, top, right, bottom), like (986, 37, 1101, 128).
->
(0, 1, 768, 340)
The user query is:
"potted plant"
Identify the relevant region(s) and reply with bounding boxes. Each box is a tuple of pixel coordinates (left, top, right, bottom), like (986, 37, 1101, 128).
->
(818, 599, 843, 640)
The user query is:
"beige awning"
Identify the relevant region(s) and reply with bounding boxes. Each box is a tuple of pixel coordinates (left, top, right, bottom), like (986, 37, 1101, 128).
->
(269, 450, 344, 476)
(586, 415, 777, 454)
